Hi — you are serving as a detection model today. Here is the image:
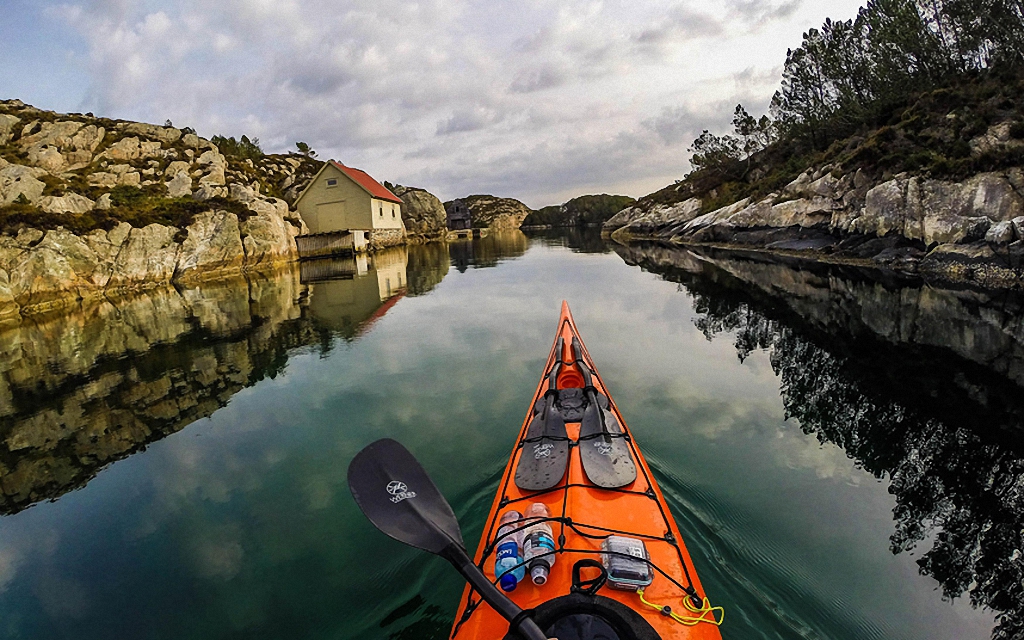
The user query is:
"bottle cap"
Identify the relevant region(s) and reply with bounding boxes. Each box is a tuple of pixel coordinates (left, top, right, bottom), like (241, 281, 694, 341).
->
(499, 574, 518, 591)
(531, 565, 548, 585)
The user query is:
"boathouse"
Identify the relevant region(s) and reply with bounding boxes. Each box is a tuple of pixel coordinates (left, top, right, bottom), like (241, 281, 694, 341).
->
(294, 161, 405, 257)
(446, 199, 472, 230)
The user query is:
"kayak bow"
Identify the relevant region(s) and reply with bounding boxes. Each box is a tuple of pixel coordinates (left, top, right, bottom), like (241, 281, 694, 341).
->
(451, 301, 723, 639)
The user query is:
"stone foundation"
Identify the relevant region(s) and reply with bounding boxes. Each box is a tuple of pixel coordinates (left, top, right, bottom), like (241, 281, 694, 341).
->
(367, 228, 406, 250)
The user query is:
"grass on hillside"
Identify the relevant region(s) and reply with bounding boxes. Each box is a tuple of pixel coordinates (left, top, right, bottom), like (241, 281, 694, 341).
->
(641, 68, 1024, 216)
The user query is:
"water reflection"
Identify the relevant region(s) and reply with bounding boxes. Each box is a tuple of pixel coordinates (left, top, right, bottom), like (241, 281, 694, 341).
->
(522, 226, 612, 254)
(303, 248, 409, 341)
(0, 241, 470, 517)
(0, 266, 321, 516)
(448, 230, 528, 272)
(614, 242, 1024, 639)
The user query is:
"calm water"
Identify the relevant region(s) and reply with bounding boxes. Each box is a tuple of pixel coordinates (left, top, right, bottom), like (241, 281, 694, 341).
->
(0, 229, 1021, 640)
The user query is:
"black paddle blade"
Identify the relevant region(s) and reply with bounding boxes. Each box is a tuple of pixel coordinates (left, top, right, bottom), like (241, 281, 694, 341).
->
(347, 438, 463, 554)
(578, 396, 637, 489)
(514, 397, 570, 491)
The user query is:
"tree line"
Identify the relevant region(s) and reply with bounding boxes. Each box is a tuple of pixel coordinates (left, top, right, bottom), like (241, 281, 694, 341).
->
(689, 0, 1024, 174)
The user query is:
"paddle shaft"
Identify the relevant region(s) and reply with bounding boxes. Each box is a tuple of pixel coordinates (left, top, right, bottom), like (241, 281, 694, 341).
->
(572, 338, 606, 431)
(442, 544, 548, 640)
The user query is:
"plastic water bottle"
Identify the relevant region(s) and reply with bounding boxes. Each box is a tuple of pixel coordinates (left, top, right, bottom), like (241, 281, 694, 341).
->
(522, 503, 556, 585)
(494, 510, 525, 591)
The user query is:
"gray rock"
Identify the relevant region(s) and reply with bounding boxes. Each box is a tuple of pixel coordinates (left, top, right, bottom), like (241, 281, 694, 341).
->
(166, 173, 192, 198)
(38, 193, 95, 214)
(846, 179, 914, 238)
(95, 193, 112, 210)
(393, 186, 447, 235)
(1013, 216, 1024, 240)
(241, 198, 298, 265)
(123, 123, 181, 144)
(228, 183, 256, 203)
(118, 172, 141, 187)
(15, 228, 44, 246)
(15, 120, 105, 173)
(108, 224, 180, 287)
(99, 137, 142, 162)
(164, 160, 190, 177)
(193, 185, 227, 200)
(182, 133, 200, 149)
(174, 210, 244, 280)
(0, 114, 20, 146)
(88, 172, 118, 188)
(0, 268, 18, 323)
(139, 140, 163, 159)
(0, 165, 47, 204)
(986, 220, 1016, 244)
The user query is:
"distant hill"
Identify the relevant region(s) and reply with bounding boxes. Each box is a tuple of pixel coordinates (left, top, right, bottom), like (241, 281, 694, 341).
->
(523, 194, 636, 227)
(442, 194, 532, 229)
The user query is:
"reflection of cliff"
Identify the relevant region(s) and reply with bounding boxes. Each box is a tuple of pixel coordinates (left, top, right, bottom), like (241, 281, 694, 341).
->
(523, 226, 612, 254)
(448, 230, 529, 272)
(0, 266, 324, 515)
(615, 243, 1024, 640)
(616, 243, 1024, 436)
(304, 247, 409, 340)
(406, 242, 450, 296)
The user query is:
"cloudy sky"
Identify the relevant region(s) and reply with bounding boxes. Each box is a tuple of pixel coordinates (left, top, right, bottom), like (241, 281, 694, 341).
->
(1, 0, 863, 207)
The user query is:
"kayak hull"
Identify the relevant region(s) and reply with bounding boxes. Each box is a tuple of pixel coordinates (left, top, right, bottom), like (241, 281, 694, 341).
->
(450, 302, 722, 640)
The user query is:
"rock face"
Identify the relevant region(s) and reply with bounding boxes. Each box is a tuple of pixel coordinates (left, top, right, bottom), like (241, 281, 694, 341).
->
(392, 186, 447, 236)
(0, 196, 302, 317)
(444, 195, 532, 230)
(0, 99, 333, 319)
(605, 166, 1024, 287)
(0, 164, 47, 204)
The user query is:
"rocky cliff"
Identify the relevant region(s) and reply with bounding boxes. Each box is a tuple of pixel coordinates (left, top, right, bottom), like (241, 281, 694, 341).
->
(444, 195, 532, 230)
(392, 185, 447, 238)
(605, 81, 1024, 288)
(0, 100, 325, 320)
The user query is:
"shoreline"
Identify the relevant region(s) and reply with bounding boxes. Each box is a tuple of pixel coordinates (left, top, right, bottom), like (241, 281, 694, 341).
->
(606, 232, 1024, 290)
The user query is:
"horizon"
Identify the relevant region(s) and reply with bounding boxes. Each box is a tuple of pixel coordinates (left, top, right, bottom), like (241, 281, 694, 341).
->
(1, 0, 863, 208)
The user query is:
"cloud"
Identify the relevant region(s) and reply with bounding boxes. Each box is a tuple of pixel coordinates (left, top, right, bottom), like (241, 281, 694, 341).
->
(29, 0, 863, 206)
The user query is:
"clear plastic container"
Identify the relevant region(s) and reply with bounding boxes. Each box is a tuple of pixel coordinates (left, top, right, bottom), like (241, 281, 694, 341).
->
(522, 503, 555, 585)
(494, 510, 525, 591)
(600, 535, 653, 591)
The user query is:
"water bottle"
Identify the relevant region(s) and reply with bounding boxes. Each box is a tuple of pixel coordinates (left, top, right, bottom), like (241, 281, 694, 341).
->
(494, 510, 525, 591)
(522, 503, 556, 585)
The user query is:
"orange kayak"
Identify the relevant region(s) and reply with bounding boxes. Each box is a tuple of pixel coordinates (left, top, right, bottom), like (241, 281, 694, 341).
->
(450, 301, 723, 640)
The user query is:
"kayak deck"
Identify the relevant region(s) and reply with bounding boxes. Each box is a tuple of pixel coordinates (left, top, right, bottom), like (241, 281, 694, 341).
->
(451, 302, 722, 640)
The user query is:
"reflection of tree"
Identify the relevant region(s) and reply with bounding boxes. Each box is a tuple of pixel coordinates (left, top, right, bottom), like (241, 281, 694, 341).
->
(522, 226, 612, 254)
(624, 245, 1024, 640)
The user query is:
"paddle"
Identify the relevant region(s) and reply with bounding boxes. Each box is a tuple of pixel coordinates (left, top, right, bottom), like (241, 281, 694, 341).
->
(572, 337, 637, 488)
(515, 337, 570, 491)
(347, 438, 549, 640)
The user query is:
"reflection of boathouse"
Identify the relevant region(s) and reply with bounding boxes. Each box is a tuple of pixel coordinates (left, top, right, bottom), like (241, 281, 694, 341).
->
(302, 248, 408, 339)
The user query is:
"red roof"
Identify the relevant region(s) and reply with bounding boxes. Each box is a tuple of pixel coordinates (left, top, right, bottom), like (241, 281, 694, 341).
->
(331, 161, 402, 204)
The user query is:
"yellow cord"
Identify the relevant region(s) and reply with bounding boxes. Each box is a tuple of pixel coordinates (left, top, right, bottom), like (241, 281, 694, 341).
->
(636, 588, 725, 627)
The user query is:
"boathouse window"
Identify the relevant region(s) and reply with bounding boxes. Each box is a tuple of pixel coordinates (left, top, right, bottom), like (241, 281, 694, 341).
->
(326, 178, 337, 187)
